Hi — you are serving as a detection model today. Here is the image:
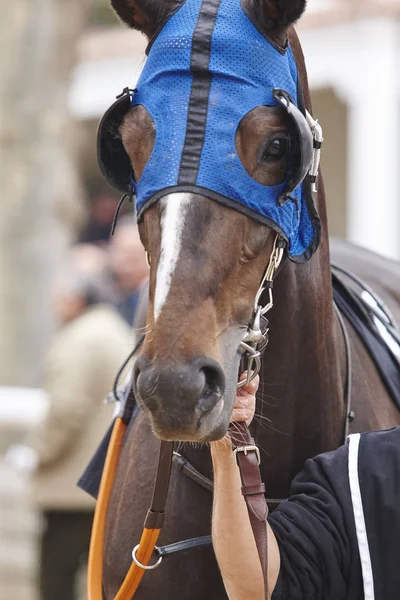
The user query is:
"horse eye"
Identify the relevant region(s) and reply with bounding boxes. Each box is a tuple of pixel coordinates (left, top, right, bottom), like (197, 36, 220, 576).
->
(262, 138, 288, 161)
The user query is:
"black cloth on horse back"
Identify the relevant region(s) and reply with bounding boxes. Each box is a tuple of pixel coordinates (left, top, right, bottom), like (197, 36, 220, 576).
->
(78, 387, 139, 499)
(332, 272, 400, 411)
(77, 422, 114, 500)
(40, 511, 93, 600)
(270, 427, 400, 600)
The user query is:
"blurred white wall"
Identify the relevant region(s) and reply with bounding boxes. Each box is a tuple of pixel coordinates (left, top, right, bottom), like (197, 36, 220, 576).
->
(300, 17, 400, 260)
(0, 388, 47, 600)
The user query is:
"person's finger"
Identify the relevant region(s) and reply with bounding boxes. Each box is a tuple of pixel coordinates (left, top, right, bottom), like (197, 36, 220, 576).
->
(232, 393, 256, 422)
(233, 395, 248, 409)
(231, 408, 252, 422)
(237, 373, 259, 396)
(233, 373, 259, 426)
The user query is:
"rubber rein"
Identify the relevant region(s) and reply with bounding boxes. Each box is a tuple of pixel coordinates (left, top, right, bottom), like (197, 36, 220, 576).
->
(87, 236, 285, 599)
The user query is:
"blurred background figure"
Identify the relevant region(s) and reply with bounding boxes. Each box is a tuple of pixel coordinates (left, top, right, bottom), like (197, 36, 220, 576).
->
(78, 192, 121, 244)
(68, 242, 110, 277)
(109, 218, 149, 325)
(29, 245, 132, 600)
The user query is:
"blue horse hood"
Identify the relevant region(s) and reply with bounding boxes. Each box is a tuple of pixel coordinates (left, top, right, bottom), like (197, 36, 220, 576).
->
(99, 0, 322, 261)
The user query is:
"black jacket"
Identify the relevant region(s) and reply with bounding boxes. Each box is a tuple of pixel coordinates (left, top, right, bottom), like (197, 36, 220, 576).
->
(270, 427, 400, 600)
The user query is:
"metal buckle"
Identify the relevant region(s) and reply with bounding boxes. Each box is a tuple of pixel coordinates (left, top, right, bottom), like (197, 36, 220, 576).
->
(238, 234, 285, 390)
(132, 545, 163, 570)
(233, 445, 261, 465)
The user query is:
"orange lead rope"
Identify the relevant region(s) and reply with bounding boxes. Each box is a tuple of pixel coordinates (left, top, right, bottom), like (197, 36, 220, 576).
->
(87, 417, 127, 599)
(88, 416, 174, 600)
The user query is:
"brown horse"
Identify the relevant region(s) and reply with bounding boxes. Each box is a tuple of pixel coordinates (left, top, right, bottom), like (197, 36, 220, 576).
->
(101, 1, 400, 598)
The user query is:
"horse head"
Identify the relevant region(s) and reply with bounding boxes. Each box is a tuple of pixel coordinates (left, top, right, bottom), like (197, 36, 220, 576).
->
(102, 0, 320, 442)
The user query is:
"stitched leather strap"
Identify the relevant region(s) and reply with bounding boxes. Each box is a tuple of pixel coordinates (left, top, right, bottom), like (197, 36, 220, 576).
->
(242, 483, 266, 496)
(172, 452, 214, 492)
(229, 421, 269, 599)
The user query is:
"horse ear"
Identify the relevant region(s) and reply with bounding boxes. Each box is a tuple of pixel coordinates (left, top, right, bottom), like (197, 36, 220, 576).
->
(110, 1, 146, 31)
(248, 0, 307, 42)
(110, 1, 178, 38)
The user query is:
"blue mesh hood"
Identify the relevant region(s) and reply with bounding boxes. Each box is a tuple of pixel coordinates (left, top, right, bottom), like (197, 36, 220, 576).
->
(132, 0, 321, 261)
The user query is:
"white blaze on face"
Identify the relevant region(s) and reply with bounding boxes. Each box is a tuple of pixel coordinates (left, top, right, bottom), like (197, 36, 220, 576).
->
(154, 193, 191, 321)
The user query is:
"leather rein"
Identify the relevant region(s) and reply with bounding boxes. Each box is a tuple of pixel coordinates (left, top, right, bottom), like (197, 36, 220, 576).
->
(87, 235, 285, 600)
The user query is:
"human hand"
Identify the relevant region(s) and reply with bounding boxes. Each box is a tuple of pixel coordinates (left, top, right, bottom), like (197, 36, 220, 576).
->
(231, 373, 259, 427)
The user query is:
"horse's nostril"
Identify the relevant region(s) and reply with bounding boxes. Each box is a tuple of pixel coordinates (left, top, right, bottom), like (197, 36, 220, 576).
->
(197, 363, 225, 415)
(202, 366, 223, 398)
(133, 356, 161, 413)
(133, 355, 225, 425)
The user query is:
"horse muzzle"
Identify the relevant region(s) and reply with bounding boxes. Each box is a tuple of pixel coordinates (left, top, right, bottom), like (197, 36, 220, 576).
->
(133, 355, 226, 441)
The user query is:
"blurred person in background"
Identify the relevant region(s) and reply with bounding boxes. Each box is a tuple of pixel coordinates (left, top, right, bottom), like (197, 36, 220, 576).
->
(68, 242, 110, 276)
(78, 192, 120, 244)
(110, 217, 149, 325)
(30, 244, 133, 600)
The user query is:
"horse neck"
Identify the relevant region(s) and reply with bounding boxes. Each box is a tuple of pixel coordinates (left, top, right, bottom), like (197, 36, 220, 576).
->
(255, 13, 345, 483)
(254, 179, 345, 498)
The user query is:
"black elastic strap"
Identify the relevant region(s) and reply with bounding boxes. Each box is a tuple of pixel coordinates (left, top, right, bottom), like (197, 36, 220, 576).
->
(112, 335, 145, 404)
(178, 0, 222, 183)
(156, 536, 212, 558)
(110, 193, 133, 237)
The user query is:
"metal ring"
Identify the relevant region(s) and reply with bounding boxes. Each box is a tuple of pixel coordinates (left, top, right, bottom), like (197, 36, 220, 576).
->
(236, 358, 261, 388)
(132, 545, 163, 570)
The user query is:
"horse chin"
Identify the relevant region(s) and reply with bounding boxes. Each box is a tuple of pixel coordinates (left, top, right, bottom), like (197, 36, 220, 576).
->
(147, 396, 233, 442)
(198, 410, 232, 442)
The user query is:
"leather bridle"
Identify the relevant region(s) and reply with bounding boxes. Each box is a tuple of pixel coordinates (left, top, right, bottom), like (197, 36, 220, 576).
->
(87, 234, 286, 600)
